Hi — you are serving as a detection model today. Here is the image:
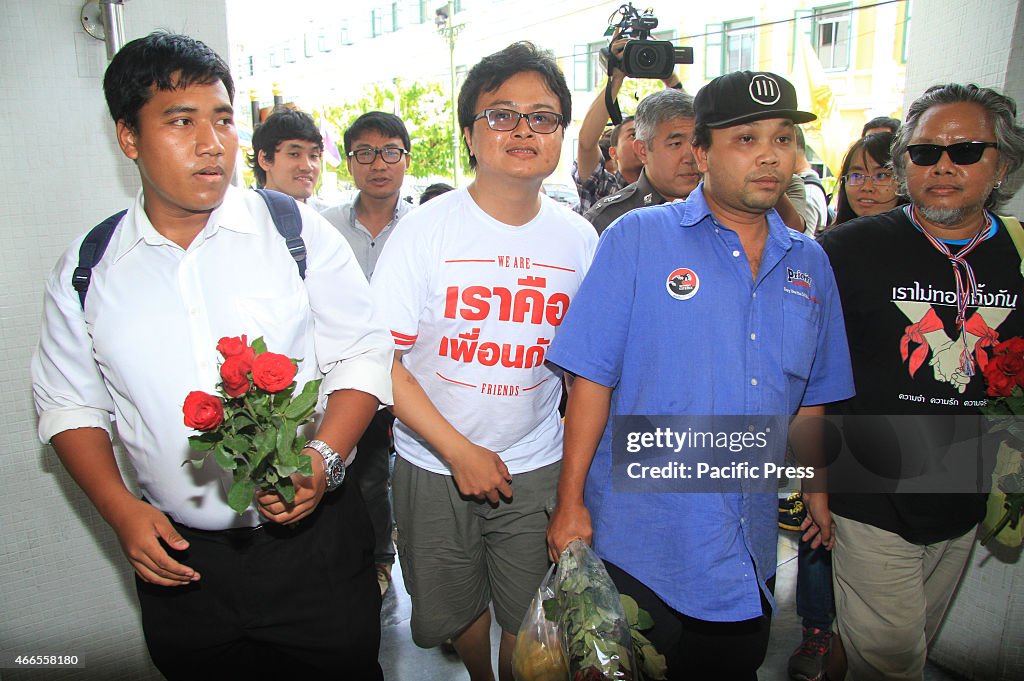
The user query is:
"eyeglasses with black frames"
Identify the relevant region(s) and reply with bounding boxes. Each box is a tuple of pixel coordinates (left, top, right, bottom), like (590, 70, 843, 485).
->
(473, 109, 564, 134)
(844, 171, 895, 186)
(905, 141, 999, 166)
(348, 147, 409, 165)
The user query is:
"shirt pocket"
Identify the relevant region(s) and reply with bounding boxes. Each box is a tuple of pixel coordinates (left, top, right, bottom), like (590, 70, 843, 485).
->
(781, 296, 821, 381)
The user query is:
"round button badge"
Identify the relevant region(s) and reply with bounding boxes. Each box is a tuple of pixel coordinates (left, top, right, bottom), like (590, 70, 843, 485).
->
(666, 267, 700, 300)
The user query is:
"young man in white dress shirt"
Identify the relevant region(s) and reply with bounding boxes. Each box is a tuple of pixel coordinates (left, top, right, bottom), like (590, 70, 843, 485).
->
(31, 32, 392, 680)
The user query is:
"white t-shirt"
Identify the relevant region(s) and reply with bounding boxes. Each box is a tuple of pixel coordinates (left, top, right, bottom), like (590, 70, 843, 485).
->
(370, 188, 598, 474)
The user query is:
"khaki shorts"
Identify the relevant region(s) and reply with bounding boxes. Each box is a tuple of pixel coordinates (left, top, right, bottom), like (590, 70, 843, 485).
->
(392, 456, 559, 647)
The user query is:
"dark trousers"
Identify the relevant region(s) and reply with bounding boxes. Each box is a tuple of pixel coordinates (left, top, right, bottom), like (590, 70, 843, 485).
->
(346, 409, 396, 565)
(136, 484, 382, 681)
(796, 539, 834, 631)
(604, 561, 774, 681)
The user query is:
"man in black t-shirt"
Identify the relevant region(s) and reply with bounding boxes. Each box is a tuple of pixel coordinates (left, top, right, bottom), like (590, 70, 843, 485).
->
(820, 83, 1024, 680)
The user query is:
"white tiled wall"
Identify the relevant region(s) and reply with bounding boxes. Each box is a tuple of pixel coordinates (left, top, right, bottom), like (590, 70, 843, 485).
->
(903, 0, 1024, 219)
(905, 2, 1024, 678)
(0, 2, 227, 679)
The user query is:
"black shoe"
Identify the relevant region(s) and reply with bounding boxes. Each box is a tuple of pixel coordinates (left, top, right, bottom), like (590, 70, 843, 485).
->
(779, 491, 806, 532)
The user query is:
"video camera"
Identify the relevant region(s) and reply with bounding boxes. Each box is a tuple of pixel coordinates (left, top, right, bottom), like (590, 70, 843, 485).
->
(604, 3, 693, 79)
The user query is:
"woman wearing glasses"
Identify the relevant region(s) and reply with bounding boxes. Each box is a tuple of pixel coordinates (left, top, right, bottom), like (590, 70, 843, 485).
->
(833, 131, 908, 225)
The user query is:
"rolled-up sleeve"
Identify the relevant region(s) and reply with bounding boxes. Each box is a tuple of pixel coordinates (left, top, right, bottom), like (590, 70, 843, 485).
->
(302, 209, 393, 406)
(32, 250, 116, 443)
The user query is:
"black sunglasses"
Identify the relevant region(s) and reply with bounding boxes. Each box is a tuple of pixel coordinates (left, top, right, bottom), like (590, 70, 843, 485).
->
(905, 141, 999, 166)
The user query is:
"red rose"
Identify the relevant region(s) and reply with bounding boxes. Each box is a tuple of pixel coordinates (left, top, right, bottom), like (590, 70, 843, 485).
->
(183, 391, 225, 431)
(984, 355, 1016, 397)
(1002, 352, 1024, 388)
(251, 352, 297, 393)
(217, 335, 250, 358)
(995, 337, 1024, 357)
(220, 354, 253, 397)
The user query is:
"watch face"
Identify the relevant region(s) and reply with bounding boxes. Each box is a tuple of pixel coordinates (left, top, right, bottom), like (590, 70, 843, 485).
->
(326, 456, 345, 490)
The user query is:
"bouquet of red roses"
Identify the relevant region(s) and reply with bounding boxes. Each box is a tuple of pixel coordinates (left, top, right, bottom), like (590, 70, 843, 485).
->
(979, 337, 1024, 546)
(182, 335, 322, 514)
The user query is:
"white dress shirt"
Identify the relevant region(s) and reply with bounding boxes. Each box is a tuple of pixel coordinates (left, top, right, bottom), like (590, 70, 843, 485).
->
(32, 185, 393, 530)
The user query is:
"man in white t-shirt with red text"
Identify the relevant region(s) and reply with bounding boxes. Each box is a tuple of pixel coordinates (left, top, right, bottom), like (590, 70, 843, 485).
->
(370, 42, 597, 681)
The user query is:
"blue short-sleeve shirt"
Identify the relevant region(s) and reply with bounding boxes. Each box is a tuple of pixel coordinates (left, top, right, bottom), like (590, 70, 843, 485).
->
(546, 185, 854, 622)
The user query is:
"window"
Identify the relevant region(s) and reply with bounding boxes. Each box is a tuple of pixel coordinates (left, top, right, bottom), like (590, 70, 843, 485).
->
(813, 4, 851, 70)
(371, 8, 383, 37)
(707, 19, 755, 78)
(724, 18, 756, 72)
(900, 0, 911, 64)
(317, 31, 333, 52)
(390, 2, 401, 31)
(573, 44, 590, 91)
(705, 24, 722, 78)
(584, 40, 606, 91)
(340, 20, 351, 46)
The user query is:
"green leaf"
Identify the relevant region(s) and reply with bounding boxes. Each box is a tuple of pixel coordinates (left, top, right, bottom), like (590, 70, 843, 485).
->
(188, 430, 222, 449)
(276, 418, 297, 456)
(620, 594, 639, 627)
(273, 385, 295, 408)
(213, 443, 236, 470)
(226, 412, 255, 431)
(188, 437, 217, 452)
(636, 607, 655, 632)
(253, 428, 275, 455)
(251, 336, 267, 355)
(275, 462, 299, 478)
(274, 475, 296, 503)
(543, 597, 560, 622)
(249, 443, 271, 471)
(283, 378, 322, 421)
(227, 478, 255, 514)
(224, 434, 249, 454)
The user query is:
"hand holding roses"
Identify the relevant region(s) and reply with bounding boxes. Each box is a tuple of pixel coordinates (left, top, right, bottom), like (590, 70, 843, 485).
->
(183, 336, 322, 514)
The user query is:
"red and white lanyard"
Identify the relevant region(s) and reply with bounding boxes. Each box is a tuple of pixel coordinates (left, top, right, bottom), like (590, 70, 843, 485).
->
(905, 204, 994, 377)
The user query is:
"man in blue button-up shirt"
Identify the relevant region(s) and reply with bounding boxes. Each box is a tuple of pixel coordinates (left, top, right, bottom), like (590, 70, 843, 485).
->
(546, 71, 855, 680)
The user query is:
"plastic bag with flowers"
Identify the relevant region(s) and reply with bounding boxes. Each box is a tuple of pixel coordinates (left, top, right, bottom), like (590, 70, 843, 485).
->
(182, 335, 321, 514)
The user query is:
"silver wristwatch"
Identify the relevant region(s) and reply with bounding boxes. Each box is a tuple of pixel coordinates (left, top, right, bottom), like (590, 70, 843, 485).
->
(305, 439, 345, 492)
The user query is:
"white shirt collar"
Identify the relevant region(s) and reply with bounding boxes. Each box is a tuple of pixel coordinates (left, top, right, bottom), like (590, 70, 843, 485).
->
(111, 185, 259, 263)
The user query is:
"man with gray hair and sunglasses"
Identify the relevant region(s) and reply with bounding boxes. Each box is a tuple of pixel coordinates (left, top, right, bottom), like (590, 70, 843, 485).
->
(584, 88, 701, 234)
(819, 83, 1024, 680)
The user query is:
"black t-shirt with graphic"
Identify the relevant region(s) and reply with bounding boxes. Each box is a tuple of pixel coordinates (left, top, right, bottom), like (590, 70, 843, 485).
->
(820, 208, 1023, 544)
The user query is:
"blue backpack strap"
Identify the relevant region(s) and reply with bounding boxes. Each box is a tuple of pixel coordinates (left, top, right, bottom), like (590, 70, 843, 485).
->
(74, 210, 128, 309)
(254, 188, 306, 279)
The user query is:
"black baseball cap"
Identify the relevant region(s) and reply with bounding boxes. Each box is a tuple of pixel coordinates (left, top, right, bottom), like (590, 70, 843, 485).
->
(695, 71, 816, 128)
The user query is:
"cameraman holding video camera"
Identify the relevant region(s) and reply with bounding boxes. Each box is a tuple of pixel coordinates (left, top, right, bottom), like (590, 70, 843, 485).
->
(572, 6, 687, 215)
